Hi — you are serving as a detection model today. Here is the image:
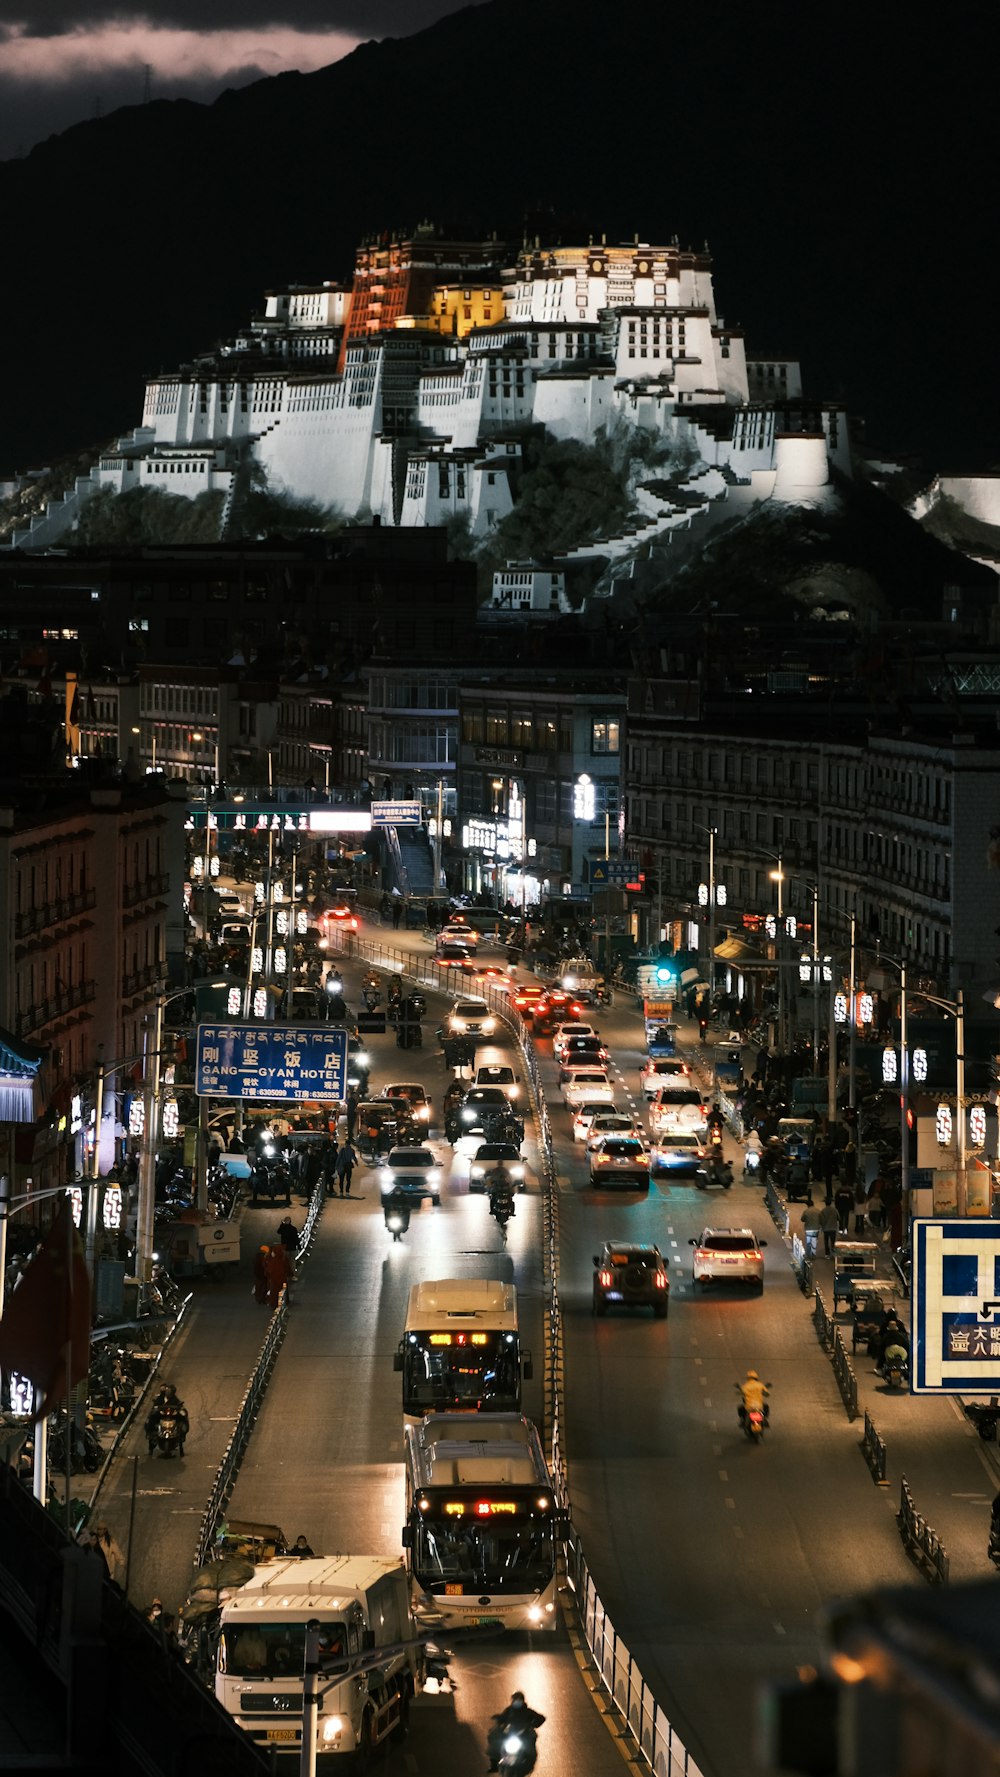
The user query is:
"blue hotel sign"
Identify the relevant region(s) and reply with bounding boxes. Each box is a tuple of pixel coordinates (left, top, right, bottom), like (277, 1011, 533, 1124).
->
(195, 1023, 348, 1103)
(911, 1218, 1000, 1393)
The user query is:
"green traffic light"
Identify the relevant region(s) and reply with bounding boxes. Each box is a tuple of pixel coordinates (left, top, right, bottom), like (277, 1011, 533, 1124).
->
(655, 965, 674, 984)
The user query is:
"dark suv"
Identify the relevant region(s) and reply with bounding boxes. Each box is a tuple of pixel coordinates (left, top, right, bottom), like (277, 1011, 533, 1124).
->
(592, 1243, 670, 1319)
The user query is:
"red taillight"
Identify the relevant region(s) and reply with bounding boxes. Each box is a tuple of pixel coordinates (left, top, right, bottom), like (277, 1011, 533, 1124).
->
(599, 1270, 613, 1287)
(654, 1273, 667, 1290)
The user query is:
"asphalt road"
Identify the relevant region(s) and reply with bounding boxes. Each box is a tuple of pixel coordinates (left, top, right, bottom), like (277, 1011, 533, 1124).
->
(93, 924, 1000, 1777)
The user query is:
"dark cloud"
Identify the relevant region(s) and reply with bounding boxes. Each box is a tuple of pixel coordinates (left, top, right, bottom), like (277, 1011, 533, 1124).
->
(0, 2, 484, 34)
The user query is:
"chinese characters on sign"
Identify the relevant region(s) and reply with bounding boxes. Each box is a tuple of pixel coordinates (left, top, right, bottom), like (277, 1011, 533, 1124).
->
(195, 1024, 348, 1102)
(912, 1220, 1000, 1393)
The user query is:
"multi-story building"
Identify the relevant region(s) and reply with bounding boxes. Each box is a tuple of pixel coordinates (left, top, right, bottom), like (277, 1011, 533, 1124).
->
(136, 665, 278, 786)
(0, 770, 185, 1194)
(275, 670, 368, 800)
(456, 672, 627, 905)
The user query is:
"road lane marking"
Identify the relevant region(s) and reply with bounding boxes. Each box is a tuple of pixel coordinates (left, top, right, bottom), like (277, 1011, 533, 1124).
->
(724, 1497, 736, 1509)
(718, 1470, 728, 1481)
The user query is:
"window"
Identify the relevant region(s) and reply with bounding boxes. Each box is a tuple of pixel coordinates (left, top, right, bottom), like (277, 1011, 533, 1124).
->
(129, 617, 149, 633)
(511, 712, 533, 748)
(592, 719, 620, 755)
(486, 709, 508, 746)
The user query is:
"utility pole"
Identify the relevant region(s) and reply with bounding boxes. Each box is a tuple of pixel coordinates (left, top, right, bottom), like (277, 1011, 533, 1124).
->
(708, 827, 717, 1001)
(433, 779, 443, 894)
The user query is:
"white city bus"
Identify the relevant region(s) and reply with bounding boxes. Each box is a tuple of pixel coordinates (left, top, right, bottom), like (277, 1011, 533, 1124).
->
(393, 1279, 532, 1424)
(402, 1412, 561, 1632)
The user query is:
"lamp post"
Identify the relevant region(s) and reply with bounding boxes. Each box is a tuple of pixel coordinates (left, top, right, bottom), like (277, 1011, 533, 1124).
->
(876, 954, 911, 1228)
(432, 778, 444, 895)
(766, 852, 785, 1051)
(917, 985, 967, 1213)
(694, 824, 720, 1002)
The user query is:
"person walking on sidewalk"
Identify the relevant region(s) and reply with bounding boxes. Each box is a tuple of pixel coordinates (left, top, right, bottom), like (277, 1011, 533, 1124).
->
(852, 1175, 868, 1235)
(834, 1179, 854, 1234)
(818, 1200, 840, 1257)
(336, 1139, 358, 1196)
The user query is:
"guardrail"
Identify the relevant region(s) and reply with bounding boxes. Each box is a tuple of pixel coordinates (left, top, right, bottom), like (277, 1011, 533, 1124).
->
(89, 1294, 192, 1513)
(193, 1176, 325, 1570)
(764, 1178, 790, 1236)
(830, 1324, 859, 1421)
(790, 1232, 813, 1297)
(813, 1286, 834, 1348)
(334, 928, 705, 1776)
(897, 1474, 950, 1584)
(861, 1411, 888, 1486)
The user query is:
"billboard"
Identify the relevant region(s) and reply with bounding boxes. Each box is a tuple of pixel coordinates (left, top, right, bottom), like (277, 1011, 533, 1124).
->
(911, 1218, 1000, 1392)
(195, 1023, 348, 1102)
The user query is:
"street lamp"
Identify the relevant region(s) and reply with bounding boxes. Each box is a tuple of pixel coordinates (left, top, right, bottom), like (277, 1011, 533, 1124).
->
(694, 825, 720, 1000)
(876, 955, 911, 1228)
(136, 981, 226, 1297)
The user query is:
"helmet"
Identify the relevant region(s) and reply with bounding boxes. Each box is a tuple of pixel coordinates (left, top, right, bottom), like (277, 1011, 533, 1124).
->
(746, 1369, 759, 1381)
(511, 1692, 525, 1706)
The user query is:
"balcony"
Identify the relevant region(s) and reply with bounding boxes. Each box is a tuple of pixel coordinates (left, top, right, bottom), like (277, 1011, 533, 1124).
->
(122, 872, 171, 909)
(14, 887, 97, 939)
(16, 978, 96, 1037)
(122, 962, 164, 1000)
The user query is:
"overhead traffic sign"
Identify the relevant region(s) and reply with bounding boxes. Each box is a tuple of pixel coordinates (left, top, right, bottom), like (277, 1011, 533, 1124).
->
(911, 1218, 1000, 1393)
(195, 1023, 347, 1102)
(588, 857, 631, 886)
(371, 800, 422, 827)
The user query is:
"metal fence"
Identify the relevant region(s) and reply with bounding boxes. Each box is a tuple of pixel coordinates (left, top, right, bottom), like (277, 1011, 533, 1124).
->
(897, 1474, 950, 1584)
(789, 1232, 813, 1297)
(813, 1286, 834, 1348)
(830, 1325, 859, 1421)
(764, 1178, 790, 1236)
(193, 1175, 325, 1569)
(861, 1411, 888, 1486)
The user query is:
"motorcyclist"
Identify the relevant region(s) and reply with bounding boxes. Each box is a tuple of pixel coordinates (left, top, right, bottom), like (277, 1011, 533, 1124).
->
(877, 1315, 910, 1367)
(706, 1103, 725, 1138)
(146, 1382, 190, 1456)
(487, 1167, 516, 1218)
(487, 1692, 545, 1773)
(737, 1369, 770, 1427)
(383, 1187, 411, 1241)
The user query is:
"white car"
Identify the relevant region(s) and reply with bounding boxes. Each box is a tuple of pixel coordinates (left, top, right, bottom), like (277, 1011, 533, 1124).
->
(553, 1022, 598, 1058)
(650, 1129, 707, 1175)
(639, 1056, 691, 1097)
(447, 996, 496, 1037)
(689, 1227, 767, 1291)
(572, 1101, 623, 1142)
(561, 1070, 614, 1109)
(648, 1086, 707, 1135)
(586, 1112, 642, 1151)
(589, 1136, 651, 1189)
(472, 1063, 522, 1103)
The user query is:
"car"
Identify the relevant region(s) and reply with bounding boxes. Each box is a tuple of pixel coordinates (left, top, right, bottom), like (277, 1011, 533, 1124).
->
(288, 986, 324, 1022)
(639, 1056, 691, 1097)
(379, 1147, 443, 1206)
(589, 1136, 651, 1188)
(436, 938, 475, 965)
(573, 1102, 625, 1143)
(592, 1243, 669, 1318)
(553, 1022, 598, 1058)
(648, 1086, 708, 1135)
(443, 920, 478, 949)
(689, 1227, 767, 1291)
(650, 1129, 708, 1175)
(585, 1112, 642, 1150)
(512, 984, 549, 1019)
(324, 901, 359, 932)
(557, 1037, 609, 1079)
(381, 1082, 432, 1125)
(561, 1070, 615, 1109)
(447, 996, 496, 1037)
(472, 1063, 522, 1103)
(456, 1085, 513, 1135)
(468, 1142, 526, 1192)
(558, 957, 602, 1002)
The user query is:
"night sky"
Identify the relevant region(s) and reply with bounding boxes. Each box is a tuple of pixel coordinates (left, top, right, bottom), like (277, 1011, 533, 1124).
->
(0, 0, 487, 158)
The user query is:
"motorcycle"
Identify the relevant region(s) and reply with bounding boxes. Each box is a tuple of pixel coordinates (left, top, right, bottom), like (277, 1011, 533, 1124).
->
(384, 1195, 411, 1243)
(707, 1123, 724, 1153)
(152, 1407, 185, 1459)
(498, 1730, 537, 1777)
(743, 1147, 762, 1177)
(881, 1343, 909, 1389)
(696, 1159, 733, 1191)
(362, 983, 381, 1012)
(736, 1384, 771, 1444)
(965, 1401, 1000, 1442)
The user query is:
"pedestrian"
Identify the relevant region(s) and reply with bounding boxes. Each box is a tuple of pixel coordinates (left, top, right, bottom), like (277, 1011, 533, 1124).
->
(336, 1139, 358, 1197)
(822, 1140, 837, 1204)
(801, 1202, 822, 1258)
(834, 1180, 854, 1234)
(852, 1176, 868, 1235)
(841, 1141, 858, 1190)
(264, 1243, 292, 1309)
(818, 1200, 840, 1257)
(288, 1533, 315, 1558)
(253, 1243, 271, 1305)
(392, 897, 402, 930)
(277, 1216, 298, 1255)
(345, 1086, 359, 1142)
(867, 1173, 886, 1236)
(322, 1137, 339, 1197)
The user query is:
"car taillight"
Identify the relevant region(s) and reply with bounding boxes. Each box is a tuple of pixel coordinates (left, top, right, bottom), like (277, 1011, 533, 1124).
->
(749, 1252, 762, 1261)
(599, 1270, 613, 1287)
(654, 1273, 667, 1289)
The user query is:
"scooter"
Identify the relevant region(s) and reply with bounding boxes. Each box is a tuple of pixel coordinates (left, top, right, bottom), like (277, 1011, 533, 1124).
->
(384, 1198, 411, 1243)
(881, 1344, 909, 1389)
(498, 1729, 538, 1777)
(736, 1384, 771, 1443)
(696, 1159, 733, 1191)
(743, 1147, 762, 1177)
(153, 1408, 185, 1459)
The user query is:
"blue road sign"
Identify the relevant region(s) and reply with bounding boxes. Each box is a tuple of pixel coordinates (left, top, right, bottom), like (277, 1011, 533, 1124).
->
(195, 1023, 347, 1102)
(371, 800, 422, 827)
(911, 1217, 1000, 1393)
(588, 857, 630, 886)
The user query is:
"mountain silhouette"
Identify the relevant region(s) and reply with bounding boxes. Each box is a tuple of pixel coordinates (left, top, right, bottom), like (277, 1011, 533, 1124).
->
(1, 0, 995, 475)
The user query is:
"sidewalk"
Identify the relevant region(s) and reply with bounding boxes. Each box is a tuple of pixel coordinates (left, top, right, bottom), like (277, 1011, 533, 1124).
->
(782, 1196, 999, 1581)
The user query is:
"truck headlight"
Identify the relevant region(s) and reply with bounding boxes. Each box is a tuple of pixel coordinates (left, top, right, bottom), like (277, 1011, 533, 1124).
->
(322, 1716, 344, 1744)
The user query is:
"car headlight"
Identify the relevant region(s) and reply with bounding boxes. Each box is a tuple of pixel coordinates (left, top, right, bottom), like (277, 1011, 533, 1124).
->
(470, 1164, 485, 1179)
(417, 1105, 430, 1119)
(461, 1107, 475, 1122)
(510, 1163, 525, 1180)
(427, 1170, 441, 1184)
(482, 1018, 496, 1034)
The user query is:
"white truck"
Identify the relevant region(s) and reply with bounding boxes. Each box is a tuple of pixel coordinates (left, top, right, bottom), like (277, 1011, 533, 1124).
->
(215, 1553, 419, 1768)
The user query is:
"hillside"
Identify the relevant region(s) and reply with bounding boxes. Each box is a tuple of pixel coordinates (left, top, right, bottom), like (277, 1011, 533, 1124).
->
(1, 0, 996, 475)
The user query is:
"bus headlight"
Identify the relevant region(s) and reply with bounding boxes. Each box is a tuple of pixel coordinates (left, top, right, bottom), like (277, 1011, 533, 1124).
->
(322, 1717, 344, 1744)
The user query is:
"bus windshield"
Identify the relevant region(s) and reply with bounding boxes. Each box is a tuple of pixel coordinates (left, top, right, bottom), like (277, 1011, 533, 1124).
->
(413, 1498, 555, 1595)
(402, 1330, 521, 1415)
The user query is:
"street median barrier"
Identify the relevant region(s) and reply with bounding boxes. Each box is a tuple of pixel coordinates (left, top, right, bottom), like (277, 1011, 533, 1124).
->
(897, 1473, 949, 1584)
(861, 1411, 888, 1485)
